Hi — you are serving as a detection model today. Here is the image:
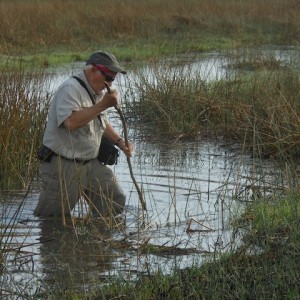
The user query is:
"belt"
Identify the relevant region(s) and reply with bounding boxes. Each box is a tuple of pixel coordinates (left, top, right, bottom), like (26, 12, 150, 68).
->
(53, 153, 91, 165)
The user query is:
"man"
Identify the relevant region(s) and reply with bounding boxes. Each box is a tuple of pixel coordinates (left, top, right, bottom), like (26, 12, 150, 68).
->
(34, 51, 133, 219)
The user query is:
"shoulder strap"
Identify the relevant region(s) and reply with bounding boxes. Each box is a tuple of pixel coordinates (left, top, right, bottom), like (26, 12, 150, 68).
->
(73, 76, 102, 125)
(73, 76, 94, 104)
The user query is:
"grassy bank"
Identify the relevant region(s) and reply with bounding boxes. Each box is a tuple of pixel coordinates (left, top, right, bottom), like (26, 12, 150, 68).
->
(92, 192, 300, 299)
(0, 0, 299, 66)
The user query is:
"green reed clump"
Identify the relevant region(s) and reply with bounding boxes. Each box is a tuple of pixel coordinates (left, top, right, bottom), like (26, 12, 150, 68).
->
(125, 62, 215, 139)
(218, 68, 300, 158)
(127, 53, 300, 158)
(0, 64, 51, 191)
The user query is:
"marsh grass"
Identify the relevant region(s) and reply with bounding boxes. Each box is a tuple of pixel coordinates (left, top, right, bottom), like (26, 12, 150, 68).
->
(0, 63, 51, 291)
(127, 52, 300, 159)
(0, 1, 299, 298)
(0, 63, 51, 191)
(0, 0, 299, 64)
(94, 191, 300, 300)
(239, 191, 300, 247)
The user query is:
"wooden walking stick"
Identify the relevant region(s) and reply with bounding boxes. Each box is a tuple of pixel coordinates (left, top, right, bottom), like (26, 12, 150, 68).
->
(105, 82, 147, 213)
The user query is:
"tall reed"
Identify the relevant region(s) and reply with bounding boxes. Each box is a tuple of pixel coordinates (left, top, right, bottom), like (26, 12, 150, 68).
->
(0, 64, 52, 191)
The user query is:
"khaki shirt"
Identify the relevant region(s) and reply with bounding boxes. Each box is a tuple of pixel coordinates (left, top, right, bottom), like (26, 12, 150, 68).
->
(43, 71, 108, 160)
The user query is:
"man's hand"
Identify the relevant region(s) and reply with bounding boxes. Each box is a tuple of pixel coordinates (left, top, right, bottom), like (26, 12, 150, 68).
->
(100, 89, 119, 109)
(118, 139, 134, 158)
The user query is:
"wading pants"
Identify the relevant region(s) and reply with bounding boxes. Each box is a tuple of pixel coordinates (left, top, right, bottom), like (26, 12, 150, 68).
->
(34, 155, 126, 218)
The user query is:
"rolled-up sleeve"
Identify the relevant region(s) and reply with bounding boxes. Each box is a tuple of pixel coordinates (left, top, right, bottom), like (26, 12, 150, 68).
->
(56, 84, 82, 127)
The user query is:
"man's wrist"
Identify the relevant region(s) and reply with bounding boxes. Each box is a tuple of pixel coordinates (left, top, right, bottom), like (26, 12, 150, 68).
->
(115, 138, 124, 146)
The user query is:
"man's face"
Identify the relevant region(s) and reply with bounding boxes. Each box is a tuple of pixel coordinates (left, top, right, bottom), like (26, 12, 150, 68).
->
(94, 64, 117, 92)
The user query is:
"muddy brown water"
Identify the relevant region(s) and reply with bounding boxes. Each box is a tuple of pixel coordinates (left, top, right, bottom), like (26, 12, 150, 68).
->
(0, 47, 297, 297)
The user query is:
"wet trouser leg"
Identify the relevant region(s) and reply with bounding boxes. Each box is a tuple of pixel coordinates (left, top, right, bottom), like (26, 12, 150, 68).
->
(34, 156, 89, 217)
(86, 161, 126, 218)
(35, 157, 126, 218)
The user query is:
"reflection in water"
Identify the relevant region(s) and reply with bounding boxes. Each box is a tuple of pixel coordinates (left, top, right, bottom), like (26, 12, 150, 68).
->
(37, 220, 116, 290)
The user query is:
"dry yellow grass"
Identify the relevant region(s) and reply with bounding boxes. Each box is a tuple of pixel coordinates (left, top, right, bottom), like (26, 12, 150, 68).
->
(0, 0, 299, 56)
(0, 64, 51, 190)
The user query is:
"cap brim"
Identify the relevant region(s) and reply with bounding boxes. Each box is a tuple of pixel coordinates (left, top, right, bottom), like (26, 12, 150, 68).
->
(108, 65, 127, 74)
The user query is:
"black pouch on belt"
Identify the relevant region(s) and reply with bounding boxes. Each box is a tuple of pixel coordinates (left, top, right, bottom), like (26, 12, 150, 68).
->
(97, 136, 119, 165)
(36, 145, 54, 162)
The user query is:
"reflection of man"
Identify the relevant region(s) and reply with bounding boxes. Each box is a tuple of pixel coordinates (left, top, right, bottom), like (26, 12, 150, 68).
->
(34, 51, 134, 218)
(38, 220, 114, 289)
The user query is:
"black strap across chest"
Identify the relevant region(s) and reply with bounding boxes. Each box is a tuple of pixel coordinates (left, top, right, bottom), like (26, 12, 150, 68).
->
(72, 76, 102, 125)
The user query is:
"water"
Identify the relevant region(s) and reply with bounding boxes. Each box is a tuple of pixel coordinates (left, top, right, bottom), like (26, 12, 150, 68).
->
(0, 139, 286, 297)
(0, 47, 297, 297)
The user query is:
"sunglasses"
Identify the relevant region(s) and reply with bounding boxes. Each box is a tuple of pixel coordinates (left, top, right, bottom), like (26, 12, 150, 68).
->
(99, 70, 115, 82)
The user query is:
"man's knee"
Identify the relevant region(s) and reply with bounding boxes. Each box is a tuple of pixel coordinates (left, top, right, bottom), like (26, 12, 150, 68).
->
(92, 192, 126, 218)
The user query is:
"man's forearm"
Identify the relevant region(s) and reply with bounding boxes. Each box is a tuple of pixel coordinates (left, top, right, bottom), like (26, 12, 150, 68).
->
(64, 103, 108, 131)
